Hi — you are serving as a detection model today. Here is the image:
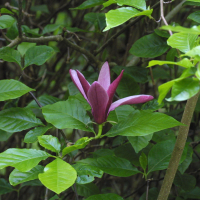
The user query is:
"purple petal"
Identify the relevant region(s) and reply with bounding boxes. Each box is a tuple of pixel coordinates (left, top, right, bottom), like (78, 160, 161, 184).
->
(107, 70, 124, 107)
(87, 81, 109, 124)
(108, 95, 154, 114)
(76, 70, 91, 96)
(98, 62, 110, 91)
(69, 69, 89, 103)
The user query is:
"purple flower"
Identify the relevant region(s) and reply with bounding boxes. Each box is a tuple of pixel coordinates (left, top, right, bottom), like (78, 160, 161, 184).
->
(70, 62, 154, 124)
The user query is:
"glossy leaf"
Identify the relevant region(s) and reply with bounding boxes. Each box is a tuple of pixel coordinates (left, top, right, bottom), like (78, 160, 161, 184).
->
(105, 110, 182, 137)
(0, 148, 50, 172)
(78, 155, 140, 177)
(167, 33, 198, 53)
(116, 0, 146, 10)
(24, 45, 55, 68)
(148, 140, 176, 174)
(27, 94, 61, 109)
(73, 0, 106, 10)
(0, 47, 21, 66)
(128, 134, 153, 153)
(166, 78, 200, 102)
(179, 187, 200, 199)
(0, 79, 34, 101)
(188, 10, 200, 23)
(104, 8, 152, 31)
(24, 124, 53, 143)
(76, 183, 100, 198)
(73, 162, 103, 178)
(42, 99, 94, 132)
(76, 175, 94, 184)
(130, 33, 169, 58)
(85, 193, 124, 200)
(0, 15, 15, 29)
(147, 58, 193, 68)
(39, 158, 77, 194)
(0, 178, 14, 195)
(17, 42, 36, 56)
(62, 137, 91, 157)
(0, 107, 43, 132)
(185, 45, 200, 59)
(161, 25, 200, 34)
(9, 165, 44, 186)
(38, 135, 61, 153)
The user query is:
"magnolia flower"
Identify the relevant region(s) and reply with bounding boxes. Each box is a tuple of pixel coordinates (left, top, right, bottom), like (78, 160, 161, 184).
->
(70, 62, 154, 124)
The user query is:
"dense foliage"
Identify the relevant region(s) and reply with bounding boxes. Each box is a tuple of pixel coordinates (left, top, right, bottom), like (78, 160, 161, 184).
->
(0, 0, 200, 200)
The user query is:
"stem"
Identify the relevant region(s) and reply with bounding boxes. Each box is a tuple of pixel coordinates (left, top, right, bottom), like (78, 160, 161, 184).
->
(95, 124, 103, 139)
(157, 92, 200, 200)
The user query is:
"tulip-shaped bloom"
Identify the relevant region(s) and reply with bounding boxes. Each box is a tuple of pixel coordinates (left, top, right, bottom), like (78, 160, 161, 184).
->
(70, 62, 154, 124)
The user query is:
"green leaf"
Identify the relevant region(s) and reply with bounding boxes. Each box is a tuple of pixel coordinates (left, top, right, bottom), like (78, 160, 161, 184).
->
(76, 183, 100, 198)
(9, 165, 44, 186)
(185, 45, 200, 59)
(62, 137, 91, 157)
(116, 0, 146, 10)
(17, 42, 36, 56)
(78, 155, 140, 177)
(42, 24, 61, 35)
(129, 33, 169, 58)
(73, 0, 106, 10)
(24, 124, 53, 143)
(152, 129, 176, 143)
(147, 58, 193, 68)
(147, 140, 176, 174)
(0, 15, 15, 29)
(0, 129, 13, 141)
(84, 13, 106, 31)
(166, 78, 200, 102)
(174, 172, 196, 192)
(0, 178, 14, 195)
(104, 7, 152, 31)
(141, 99, 164, 111)
(179, 187, 200, 199)
(167, 33, 198, 53)
(38, 135, 61, 153)
(49, 195, 60, 200)
(85, 193, 124, 200)
(178, 146, 193, 174)
(161, 25, 200, 34)
(102, 0, 116, 9)
(42, 99, 94, 132)
(154, 29, 170, 38)
(24, 45, 55, 68)
(116, 74, 140, 98)
(21, 179, 42, 187)
(114, 143, 140, 166)
(105, 110, 182, 137)
(139, 152, 147, 172)
(0, 79, 34, 101)
(27, 94, 61, 109)
(0, 107, 43, 132)
(188, 10, 200, 23)
(0, 47, 21, 66)
(76, 175, 94, 184)
(39, 158, 77, 194)
(0, 148, 50, 172)
(128, 134, 153, 153)
(73, 162, 103, 178)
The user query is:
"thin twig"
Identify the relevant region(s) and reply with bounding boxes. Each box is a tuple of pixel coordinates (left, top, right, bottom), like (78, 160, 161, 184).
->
(17, 0, 23, 38)
(160, 0, 172, 36)
(44, 188, 48, 200)
(29, 92, 43, 108)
